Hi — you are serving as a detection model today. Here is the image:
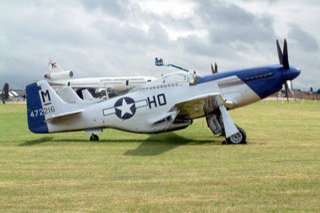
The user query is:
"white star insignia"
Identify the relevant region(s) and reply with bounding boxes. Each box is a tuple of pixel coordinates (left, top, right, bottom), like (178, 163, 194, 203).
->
(116, 98, 135, 118)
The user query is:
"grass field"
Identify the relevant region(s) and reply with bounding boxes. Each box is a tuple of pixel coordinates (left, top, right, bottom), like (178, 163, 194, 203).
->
(0, 101, 319, 212)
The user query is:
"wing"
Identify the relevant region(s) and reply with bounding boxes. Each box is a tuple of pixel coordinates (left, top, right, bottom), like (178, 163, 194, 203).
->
(173, 93, 221, 119)
(172, 93, 239, 138)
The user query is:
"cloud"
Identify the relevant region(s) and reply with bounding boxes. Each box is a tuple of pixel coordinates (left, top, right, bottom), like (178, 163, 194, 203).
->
(288, 25, 319, 52)
(0, 0, 319, 90)
(80, 0, 130, 19)
(178, 0, 276, 62)
(195, 0, 275, 43)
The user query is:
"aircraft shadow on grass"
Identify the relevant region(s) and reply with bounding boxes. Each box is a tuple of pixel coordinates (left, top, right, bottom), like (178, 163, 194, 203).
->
(123, 133, 221, 156)
(19, 136, 54, 146)
(20, 133, 221, 156)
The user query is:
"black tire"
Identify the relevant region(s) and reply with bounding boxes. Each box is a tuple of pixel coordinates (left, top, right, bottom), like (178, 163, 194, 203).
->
(90, 134, 99, 141)
(226, 126, 247, 144)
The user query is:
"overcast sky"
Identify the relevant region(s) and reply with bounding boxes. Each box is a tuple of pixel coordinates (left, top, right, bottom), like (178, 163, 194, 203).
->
(0, 0, 319, 90)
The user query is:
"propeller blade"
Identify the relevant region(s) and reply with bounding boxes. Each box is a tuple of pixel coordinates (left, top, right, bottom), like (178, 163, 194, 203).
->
(284, 81, 290, 102)
(289, 80, 297, 103)
(287, 80, 293, 91)
(215, 62, 218, 73)
(211, 62, 218, 74)
(276, 39, 283, 65)
(282, 39, 289, 69)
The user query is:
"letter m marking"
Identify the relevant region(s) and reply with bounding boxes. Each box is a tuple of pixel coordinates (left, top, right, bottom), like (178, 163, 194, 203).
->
(41, 90, 51, 103)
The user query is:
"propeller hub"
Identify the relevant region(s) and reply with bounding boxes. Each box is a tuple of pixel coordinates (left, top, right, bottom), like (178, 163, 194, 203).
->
(282, 67, 301, 81)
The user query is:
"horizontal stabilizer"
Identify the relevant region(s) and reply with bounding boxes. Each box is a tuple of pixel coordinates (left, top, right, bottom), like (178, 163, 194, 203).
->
(46, 109, 83, 121)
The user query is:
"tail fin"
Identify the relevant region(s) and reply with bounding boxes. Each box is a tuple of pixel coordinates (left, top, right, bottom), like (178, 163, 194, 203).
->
(2, 83, 9, 100)
(26, 80, 81, 133)
(56, 86, 84, 104)
(82, 89, 95, 101)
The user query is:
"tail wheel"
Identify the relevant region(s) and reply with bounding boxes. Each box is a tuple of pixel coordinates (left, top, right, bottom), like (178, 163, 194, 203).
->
(90, 134, 99, 141)
(226, 126, 247, 144)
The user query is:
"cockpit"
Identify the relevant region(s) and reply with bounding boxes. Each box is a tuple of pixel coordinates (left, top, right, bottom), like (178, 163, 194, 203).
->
(161, 72, 188, 83)
(189, 72, 202, 84)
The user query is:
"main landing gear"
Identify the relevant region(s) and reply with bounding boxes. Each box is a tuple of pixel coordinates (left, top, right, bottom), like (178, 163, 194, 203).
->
(206, 113, 247, 145)
(226, 126, 247, 144)
(90, 134, 99, 141)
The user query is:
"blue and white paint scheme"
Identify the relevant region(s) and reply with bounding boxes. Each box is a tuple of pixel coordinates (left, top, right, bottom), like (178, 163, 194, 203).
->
(26, 40, 300, 144)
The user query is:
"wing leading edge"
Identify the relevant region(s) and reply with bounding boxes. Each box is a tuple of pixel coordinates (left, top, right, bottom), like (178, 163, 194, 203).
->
(172, 93, 239, 138)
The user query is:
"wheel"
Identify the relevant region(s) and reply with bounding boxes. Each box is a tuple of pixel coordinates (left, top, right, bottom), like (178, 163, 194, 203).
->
(90, 134, 99, 141)
(226, 126, 247, 144)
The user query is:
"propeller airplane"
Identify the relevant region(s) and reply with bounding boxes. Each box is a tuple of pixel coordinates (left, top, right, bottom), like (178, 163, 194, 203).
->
(26, 40, 300, 143)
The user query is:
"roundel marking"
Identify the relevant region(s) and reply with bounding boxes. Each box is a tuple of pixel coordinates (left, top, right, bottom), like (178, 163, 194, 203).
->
(114, 97, 136, 120)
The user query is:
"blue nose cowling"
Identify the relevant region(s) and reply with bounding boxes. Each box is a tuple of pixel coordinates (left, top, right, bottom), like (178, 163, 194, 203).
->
(283, 67, 301, 81)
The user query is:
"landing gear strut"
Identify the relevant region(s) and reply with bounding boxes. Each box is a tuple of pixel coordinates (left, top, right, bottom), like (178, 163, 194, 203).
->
(226, 126, 247, 144)
(90, 134, 99, 141)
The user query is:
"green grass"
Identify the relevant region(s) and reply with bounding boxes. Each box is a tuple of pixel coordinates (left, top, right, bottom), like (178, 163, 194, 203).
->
(0, 101, 319, 212)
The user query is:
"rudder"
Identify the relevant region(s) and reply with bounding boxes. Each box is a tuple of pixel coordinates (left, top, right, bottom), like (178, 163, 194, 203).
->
(26, 80, 70, 133)
(26, 82, 49, 133)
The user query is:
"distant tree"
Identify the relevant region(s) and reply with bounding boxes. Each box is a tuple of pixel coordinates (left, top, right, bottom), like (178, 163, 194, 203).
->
(310, 87, 313, 93)
(317, 89, 320, 94)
